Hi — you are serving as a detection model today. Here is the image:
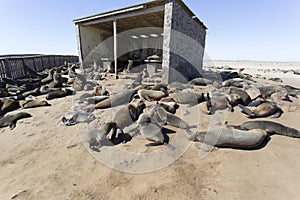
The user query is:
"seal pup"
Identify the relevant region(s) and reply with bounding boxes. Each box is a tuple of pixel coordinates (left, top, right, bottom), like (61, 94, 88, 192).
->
(188, 126, 268, 149)
(86, 122, 118, 151)
(137, 89, 167, 101)
(93, 85, 109, 96)
(238, 101, 283, 118)
(234, 120, 300, 138)
(62, 111, 96, 126)
(0, 112, 32, 130)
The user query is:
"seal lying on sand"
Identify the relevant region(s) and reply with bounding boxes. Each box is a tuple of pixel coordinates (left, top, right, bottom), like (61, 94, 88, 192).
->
(62, 111, 96, 126)
(84, 96, 109, 105)
(0, 98, 21, 117)
(20, 99, 51, 109)
(137, 112, 166, 146)
(41, 69, 55, 84)
(94, 89, 136, 109)
(158, 102, 178, 114)
(137, 89, 167, 101)
(112, 101, 146, 129)
(150, 106, 192, 130)
(206, 93, 241, 114)
(86, 122, 118, 151)
(258, 85, 288, 99)
(167, 82, 193, 93)
(188, 127, 268, 149)
(46, 88, 74, 100)
(238, 101, 283, 118)
(235, 120, 300, 138)
(0, 112, 32, 130)
(169, 92, 206, 105)
(221, 87, 252, 105)
(189, 77, 213, 86)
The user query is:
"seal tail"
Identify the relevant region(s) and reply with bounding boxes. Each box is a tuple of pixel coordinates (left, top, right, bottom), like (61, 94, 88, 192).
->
(238, 104, 256, 117)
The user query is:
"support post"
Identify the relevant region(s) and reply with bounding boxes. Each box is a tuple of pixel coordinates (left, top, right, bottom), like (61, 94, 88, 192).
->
(113, 17, 118, 79)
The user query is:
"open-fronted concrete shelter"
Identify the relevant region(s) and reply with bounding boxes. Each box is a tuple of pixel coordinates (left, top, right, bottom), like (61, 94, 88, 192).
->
(74, 0, 207, 83)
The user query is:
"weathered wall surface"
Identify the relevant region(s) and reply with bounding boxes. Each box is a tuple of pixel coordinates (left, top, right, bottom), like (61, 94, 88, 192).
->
(77, 25, 114, 67)
(162, 0, 206, 83)
(79, 26, 103, 62)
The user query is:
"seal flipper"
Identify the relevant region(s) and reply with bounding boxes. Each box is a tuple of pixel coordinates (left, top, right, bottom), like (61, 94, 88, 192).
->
(270, 110, 283, 118)
(9, 123, 16, 130)
(62, 117, 68, 125)
(238, 104, 256, 117)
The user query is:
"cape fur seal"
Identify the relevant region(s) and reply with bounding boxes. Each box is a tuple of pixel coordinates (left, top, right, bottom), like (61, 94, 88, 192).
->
(189, 77, 213, 86)
(112, 101, 146, 129)
(238, 101, 283, 118)
(0, 98, 21, 117)
(45, 88, 74, 100)
(137, 89, 167, 101)
(150, 106, 192, 130)
(221, 87, 252, 105)
(0, 112, 32, 130)
(41, 69, 55, 84)
(235, 120, 300, 138)
(206, 93, 241, 114)
(188, 127, 268, 149)
(84, 96, 109, 105)
(169, 92, 206, 105)
(258, 85, 288, 99)
(86, 122, 118, 151)
(167, 82, 193, 93)
(17, 88, 40, 100)
(20, 99, 51, 109)
(93, 85, 109, 96)
(137, 112, 166, 145)
(94, 89, 136, 109)
(158, 102, 178, 114)
(72, 73, 87, 91)
(62, 111, 96, 126)
(47, 72, 63, 88)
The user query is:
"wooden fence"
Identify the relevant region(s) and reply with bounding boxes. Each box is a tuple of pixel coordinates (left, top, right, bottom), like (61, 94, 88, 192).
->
(0, 55, 79, 79)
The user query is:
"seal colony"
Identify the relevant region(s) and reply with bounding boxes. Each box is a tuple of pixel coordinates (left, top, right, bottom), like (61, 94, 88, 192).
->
(0, 61, 300, 153)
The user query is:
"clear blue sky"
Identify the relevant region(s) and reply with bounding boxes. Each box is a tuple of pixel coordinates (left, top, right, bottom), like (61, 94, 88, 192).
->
(1, 0, 299, 61)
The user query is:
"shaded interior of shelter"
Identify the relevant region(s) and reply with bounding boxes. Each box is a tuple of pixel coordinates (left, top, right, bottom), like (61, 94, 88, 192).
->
(81, 10, 165, 72)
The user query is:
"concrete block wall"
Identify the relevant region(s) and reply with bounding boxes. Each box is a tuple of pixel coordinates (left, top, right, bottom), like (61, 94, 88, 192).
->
(162, 0, 206, 83)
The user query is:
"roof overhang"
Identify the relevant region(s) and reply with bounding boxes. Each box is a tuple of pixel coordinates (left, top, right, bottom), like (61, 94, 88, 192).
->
(73, 0, 207, 30)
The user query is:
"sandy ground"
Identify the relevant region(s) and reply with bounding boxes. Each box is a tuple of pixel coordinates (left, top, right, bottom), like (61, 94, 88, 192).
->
(0, 60, 300, 200)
